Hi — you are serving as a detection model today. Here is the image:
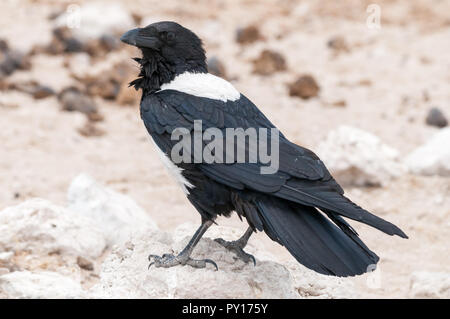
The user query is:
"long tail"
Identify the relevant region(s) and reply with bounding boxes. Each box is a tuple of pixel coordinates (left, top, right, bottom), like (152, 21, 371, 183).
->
(278, 180, 408, 238)
(255, 196, 380, 277)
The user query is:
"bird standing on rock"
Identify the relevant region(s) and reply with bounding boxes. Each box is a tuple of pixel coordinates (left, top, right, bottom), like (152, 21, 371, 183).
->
(120, 21, 407, 277)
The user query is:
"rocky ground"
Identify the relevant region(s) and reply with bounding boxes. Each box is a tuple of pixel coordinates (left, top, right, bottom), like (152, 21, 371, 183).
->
(0, 0, 449, 298)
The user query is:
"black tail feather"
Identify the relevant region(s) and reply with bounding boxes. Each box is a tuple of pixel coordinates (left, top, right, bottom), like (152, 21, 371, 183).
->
(279, 181, 408, 239)
(256, 197, 380, 277)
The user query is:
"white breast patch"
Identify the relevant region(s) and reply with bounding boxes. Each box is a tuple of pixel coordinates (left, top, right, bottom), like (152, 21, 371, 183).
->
(159, 72, 240, 102)
(150, 138, 194, 195)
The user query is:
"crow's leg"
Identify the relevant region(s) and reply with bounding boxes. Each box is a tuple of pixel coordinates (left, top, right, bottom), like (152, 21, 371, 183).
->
(149, 220, 218, 270)
(214, 227, 256, 265)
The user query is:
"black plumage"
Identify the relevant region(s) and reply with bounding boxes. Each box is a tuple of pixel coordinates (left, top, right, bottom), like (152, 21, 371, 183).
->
(121, 21, 407, 277)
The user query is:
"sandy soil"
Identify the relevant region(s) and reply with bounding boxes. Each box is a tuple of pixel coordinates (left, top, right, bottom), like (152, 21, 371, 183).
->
(0, 0, 449, 298)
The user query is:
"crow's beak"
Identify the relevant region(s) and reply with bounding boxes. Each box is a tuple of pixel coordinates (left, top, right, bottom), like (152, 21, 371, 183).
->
(120, 28, 140, 46)
(120, 28, 161, 50)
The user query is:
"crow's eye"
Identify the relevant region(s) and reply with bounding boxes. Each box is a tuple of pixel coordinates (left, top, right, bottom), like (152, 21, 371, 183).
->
(166, 31, 176, 42)
(160, 31, 176, 44)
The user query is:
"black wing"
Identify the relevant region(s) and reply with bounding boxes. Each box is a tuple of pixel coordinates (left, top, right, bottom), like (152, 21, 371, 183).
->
(141, 90, 407, 238)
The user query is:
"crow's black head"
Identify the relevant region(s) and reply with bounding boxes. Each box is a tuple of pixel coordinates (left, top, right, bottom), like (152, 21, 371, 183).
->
(121, 22, 207, 95)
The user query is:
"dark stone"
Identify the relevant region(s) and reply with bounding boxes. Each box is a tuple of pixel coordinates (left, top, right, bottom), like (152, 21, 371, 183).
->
(327, 35, 349, 53)
(77, 256, 94, 271)
(426, 107, 448, 128)
(32, 85, 55, 99)
(77, 121, 105, 137)
(0, 50, 31, 77)
(0, 39, 8, 52)
(58, 87, 101, 121)
(288, 75, 320, 99)
(252, 50, 286, 76)
(236, 25, 262, 44)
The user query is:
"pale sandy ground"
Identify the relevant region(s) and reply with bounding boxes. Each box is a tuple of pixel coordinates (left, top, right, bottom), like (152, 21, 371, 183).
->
(0, 0, 449, 298)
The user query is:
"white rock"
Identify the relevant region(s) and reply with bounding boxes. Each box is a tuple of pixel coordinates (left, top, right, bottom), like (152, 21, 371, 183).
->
(287, 262, 357, 298)
(175, 223, 359, 298)
(316, 126, 405, 186)
(0, 252, 14, 275)
(67, 174, 158, 246)
(0, 199, 106, 259)
(90, 226, 298, 298)
(0, 252, 14, 263)
(405, 128, 450, 176)
(0, 271, 85, 299)
(409, 271, 450, 298)
(90, 223, 358, 298)
(55, 2, 134, 41)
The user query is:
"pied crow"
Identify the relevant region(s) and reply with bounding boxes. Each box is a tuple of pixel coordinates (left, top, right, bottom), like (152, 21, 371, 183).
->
(120, 21, 407, 277)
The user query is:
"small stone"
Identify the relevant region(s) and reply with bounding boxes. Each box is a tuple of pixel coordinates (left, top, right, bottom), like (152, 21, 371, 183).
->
(358, 79, 372, 86)
(64, 38, 85, 53)
(288, 75, 320, 99)
(77, 122, 105, 137)
(53, 27, 84, 53)
(77, 256, 94, 271)
(0, 39, 8, 52)
(327, 36, 349, 53)
(8, 81, 55, 99)
(32, 85, 55, 99)
(425, 107, 448, 128)
(252, 50, 286, 76)
(58, 87, 101, 119)
(420, 56, 432, 64)
(84, 34, 120, 57)
(33, 27, 87, 55)
(331, 100, 346, 107)
(236, 25, 262, 44)
(86, 112, 104, 122)
(53, 26, 71, 41)
(86, 78, 120, 100)
(0, 49, 31, 77)
(207, 56, 227, 78)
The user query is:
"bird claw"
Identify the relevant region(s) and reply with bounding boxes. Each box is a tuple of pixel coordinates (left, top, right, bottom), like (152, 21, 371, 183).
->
(148, 253, 218, 271)
(214, 238, 256, 266)
(186, 257, 218, 271)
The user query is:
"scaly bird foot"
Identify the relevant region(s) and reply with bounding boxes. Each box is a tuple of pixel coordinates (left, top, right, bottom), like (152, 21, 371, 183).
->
(148, 253, 218, 271)
(214, 238, 256, 266)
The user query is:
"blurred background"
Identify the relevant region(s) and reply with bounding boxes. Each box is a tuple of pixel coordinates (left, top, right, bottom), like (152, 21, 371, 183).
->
(0, 0, 449, 298)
